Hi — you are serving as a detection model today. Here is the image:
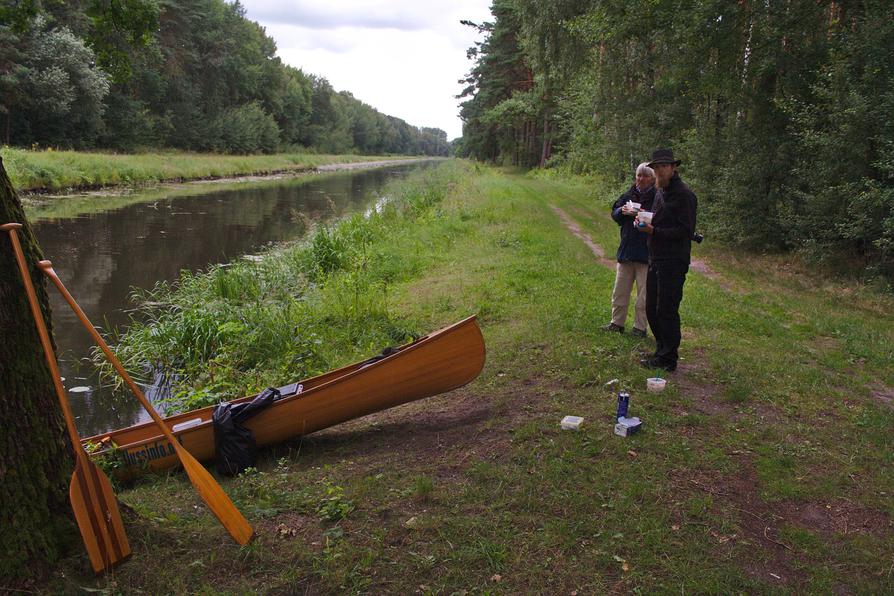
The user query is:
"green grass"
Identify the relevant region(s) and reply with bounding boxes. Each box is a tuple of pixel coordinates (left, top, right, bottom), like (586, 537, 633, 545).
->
(0, 146, 418, 192)
(32, 164, 894, 594)
(99, 162, 462, 409)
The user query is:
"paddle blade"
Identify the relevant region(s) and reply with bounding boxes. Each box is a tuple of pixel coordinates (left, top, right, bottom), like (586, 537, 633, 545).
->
(69, 459, 132, 574)
(176, 445, 253, 545)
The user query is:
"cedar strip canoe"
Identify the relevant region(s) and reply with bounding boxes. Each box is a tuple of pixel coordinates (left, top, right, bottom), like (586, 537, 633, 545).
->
(83, 316, 485, 476)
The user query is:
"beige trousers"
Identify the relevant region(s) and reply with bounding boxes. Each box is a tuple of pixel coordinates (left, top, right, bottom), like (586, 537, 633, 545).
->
(610, 261, 649, 331)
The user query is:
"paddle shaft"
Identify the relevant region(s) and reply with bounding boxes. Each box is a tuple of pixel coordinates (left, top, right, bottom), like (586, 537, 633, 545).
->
(38, 260, 254, 545)
(2, 223, 131, 573)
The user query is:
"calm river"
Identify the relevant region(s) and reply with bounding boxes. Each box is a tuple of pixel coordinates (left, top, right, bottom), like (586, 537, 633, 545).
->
(28, 160, 435, 437)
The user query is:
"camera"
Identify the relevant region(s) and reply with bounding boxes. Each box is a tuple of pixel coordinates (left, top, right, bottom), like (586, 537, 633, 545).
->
(692, 232, 704, 244)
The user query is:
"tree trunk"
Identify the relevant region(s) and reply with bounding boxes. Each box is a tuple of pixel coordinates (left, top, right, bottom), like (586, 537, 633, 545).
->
(539, 114, 552, 167)
(527, 119, 536, 166)
(0, 155, 73, 582)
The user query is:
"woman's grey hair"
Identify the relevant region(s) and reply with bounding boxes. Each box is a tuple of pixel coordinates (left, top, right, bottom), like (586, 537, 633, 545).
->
(636, 162, 655, 178)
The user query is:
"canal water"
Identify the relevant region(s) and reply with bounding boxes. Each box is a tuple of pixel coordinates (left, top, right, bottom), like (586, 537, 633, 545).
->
(28, 161, 434, 437)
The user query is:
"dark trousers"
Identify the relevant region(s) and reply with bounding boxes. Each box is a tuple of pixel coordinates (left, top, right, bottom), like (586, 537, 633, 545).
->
(646, 259, 689, 366)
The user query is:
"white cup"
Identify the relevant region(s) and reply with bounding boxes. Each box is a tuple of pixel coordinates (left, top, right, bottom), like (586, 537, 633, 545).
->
(636, 211, 653, 226)
(647, 377, 667, 392)
(625, 201, 641, 212)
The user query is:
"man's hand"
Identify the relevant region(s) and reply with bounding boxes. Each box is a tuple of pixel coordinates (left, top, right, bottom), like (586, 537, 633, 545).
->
(620, 205, 637, 216)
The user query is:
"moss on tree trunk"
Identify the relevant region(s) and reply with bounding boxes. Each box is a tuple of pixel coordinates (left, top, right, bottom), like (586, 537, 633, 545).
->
(0, 155, 74, 582)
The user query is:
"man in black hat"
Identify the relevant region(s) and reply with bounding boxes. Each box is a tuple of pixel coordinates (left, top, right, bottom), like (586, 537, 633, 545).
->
(637, 148, 697, 372)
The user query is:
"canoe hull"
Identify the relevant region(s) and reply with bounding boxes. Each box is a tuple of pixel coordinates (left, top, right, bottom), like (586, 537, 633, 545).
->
(86, 316, 485, 475)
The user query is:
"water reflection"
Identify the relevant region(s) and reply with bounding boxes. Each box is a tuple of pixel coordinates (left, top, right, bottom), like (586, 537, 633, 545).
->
(30, 162, 433, 437)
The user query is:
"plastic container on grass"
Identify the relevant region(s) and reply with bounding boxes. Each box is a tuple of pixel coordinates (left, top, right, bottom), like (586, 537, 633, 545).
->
(647, 377, 667, 392)
(560, 415, 583, 430)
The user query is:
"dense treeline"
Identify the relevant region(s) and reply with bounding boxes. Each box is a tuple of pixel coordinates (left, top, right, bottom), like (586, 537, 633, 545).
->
(0, 0, 448, 156)
(458, 0, 894, 279)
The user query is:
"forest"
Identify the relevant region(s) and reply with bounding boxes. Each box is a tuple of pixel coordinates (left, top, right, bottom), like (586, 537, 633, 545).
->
(0, 0, 449, 156)
(458, 0, 894, 280)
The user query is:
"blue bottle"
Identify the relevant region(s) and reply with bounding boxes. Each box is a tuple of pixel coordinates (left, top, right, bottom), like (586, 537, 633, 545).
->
(616, 391, 630, 420)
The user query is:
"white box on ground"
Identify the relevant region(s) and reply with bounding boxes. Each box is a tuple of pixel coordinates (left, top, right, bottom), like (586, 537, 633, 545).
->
(614, 416, 642, 437)
(561, 415, 584, 430)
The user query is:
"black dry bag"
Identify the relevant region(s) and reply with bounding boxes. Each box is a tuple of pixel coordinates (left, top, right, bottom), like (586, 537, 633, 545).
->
(212, 387, 279, 476)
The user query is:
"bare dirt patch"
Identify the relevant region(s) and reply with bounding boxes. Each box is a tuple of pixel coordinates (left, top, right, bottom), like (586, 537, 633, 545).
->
(787, 500, 893, 538)
(689, 257, 742, 293)
(292, 386, 496, 473)
(678, 458, 893, 591)
(671, 352, 740, 419)
(869, 384, 894, 409)
(279, 368, 568, 486)
(258, 511, 322, 544)
(689, 258, 720, 279)
(680, 463, 804, 587)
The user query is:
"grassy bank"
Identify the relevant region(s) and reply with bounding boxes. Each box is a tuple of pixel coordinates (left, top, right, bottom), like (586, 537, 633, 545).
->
(0, 147, 416, 193)
(35, 163, 893, 593)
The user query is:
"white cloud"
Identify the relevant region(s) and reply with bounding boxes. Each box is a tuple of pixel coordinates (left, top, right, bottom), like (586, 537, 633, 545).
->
(239, 0, 493, 140)
(241, 0, 437, 31)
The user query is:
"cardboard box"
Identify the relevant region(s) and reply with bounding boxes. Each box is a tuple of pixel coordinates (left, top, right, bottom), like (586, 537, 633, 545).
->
(614, 416, 642, 437)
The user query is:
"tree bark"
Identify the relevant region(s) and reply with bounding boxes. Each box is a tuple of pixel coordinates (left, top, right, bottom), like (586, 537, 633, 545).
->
(0, 155, 73, 582)
(539, 114, 552, 167)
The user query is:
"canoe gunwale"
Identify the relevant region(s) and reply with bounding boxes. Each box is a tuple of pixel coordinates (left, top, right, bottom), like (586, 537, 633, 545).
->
(83, 316, 483, 461)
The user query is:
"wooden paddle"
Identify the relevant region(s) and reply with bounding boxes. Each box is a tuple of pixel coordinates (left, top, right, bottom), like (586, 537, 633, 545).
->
(2, 223, 131, 574)
(38, 259, 254, 546)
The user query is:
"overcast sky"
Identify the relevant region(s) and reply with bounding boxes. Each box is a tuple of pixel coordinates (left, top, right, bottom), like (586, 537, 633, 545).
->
(237, 0, 494, 141)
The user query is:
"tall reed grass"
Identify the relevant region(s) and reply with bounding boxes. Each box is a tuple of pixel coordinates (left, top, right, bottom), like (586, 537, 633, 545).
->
(0, 147, 415, 192)
(105, 160, 469, 412)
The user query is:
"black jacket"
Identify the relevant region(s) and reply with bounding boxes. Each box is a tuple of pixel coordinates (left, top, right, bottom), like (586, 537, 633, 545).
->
(649, 173, 697, 263)
(611, 184, 655, 263)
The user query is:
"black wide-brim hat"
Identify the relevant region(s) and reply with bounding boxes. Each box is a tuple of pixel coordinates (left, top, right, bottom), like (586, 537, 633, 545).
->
(648, 148, 681, 167)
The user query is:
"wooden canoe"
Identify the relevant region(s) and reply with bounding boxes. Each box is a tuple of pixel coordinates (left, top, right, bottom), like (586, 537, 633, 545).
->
(83, 315, 485, 476)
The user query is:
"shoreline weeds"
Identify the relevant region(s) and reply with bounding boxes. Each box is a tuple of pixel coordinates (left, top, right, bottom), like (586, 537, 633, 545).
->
(23, 157, 439, 199)
(0, 147, 441, 197)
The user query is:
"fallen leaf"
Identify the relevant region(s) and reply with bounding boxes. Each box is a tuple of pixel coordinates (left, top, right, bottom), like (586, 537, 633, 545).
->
(622, 562, 630, 572)
(671, 524, 680, 531)
(627, 450, 637, 457)
(491, 574, 502, 582)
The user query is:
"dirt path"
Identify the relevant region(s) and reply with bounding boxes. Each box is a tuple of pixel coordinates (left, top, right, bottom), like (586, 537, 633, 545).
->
(551, 203, 721, 279)
(549, 204, 615, 269)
